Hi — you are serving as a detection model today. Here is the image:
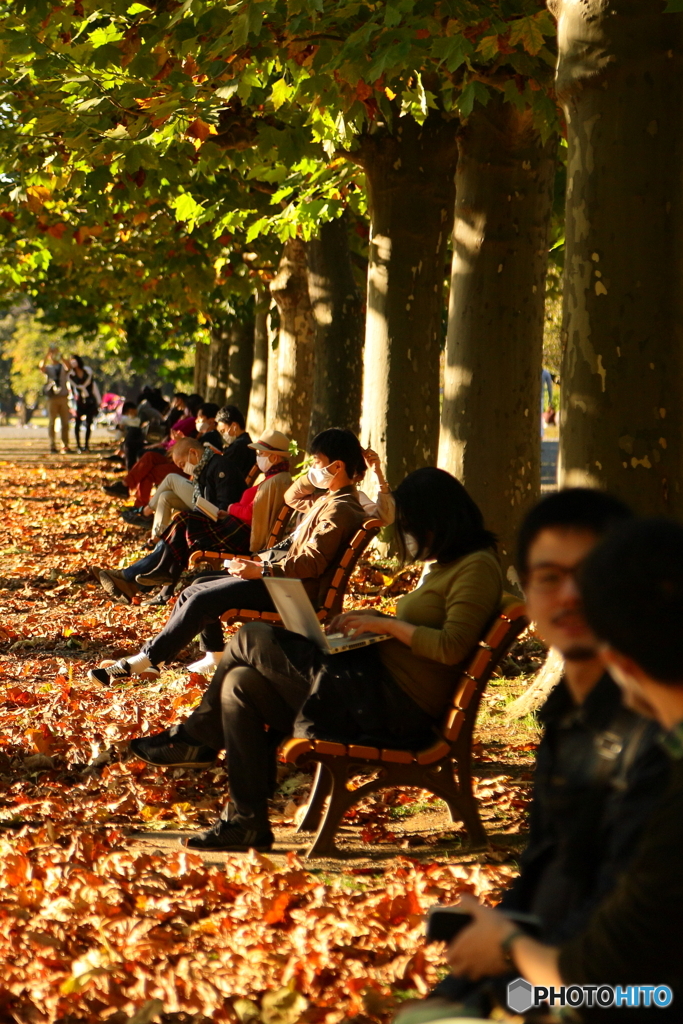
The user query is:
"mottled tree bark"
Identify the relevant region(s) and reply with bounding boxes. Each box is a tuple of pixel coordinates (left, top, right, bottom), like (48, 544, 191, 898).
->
(269, 238, 315, 451)
(225, 317, 255, 415)
(439, 98, 555, 583)
(193, 340, 209, 397)
(205, 326, 230, 406)
(355, 114, 458, 487)
(307, 213, 364, 446)
(247, 287, 268, 437)
(550, 0, 683, 514)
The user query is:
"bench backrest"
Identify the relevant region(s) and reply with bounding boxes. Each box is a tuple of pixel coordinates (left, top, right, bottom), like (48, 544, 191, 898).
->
(319, 517, 382, 619)
(265, 502, 293, 550)
(244, 463, 260, 488)
(440, 595, 528, 743)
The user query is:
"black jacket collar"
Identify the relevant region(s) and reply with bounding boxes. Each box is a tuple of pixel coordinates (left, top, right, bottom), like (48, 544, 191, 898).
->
(538, 672, 624, 732)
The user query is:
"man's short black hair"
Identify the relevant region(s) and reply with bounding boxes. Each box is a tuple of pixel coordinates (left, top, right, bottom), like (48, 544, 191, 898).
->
(581, 518, 683, 684)
(121, 401, 137, 414)
(310, 428, 366, 479)
(516, 488, 633, 577)
(198, 402, 219, 420)
(216, 405, 246, 429)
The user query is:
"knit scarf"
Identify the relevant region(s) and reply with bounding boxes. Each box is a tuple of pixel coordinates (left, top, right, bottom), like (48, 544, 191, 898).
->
(192, 444, 217, 504)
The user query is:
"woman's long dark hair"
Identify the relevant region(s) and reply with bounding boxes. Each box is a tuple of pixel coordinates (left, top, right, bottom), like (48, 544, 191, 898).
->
(393, 467, 497, 564)
(70, 354, 85, 372)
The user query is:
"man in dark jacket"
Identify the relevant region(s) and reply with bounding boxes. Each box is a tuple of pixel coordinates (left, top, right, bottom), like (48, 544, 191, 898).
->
(415, 490, 670, 1020)
(215, 405, 256, 480)
(95, 438, 246, 604)
(444, 516, 683, 1022)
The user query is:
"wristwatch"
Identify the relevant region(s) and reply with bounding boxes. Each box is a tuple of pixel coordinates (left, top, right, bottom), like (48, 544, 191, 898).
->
(500, 928, 525, 969)
(261, 562, 274, 577)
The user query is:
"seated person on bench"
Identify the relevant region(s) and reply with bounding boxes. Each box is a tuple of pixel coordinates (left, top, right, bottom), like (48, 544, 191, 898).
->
(89, 428, 370, 684)
(438, 517, 683, 1021)
(95, 437, 247, 603)
(125, 466, 503, 853)
(404, 489, 670, 1021)
(124, 430, 293, 593)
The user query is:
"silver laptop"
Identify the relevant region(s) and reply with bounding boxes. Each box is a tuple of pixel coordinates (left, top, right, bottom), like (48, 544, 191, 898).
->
(264, 578, 391, 654)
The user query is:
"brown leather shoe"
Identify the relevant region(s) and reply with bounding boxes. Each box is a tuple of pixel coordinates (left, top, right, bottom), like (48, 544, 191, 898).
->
(98, 570, 141, 605)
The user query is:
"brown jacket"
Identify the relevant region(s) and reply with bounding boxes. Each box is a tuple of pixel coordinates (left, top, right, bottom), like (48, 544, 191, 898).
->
(272, 484, 366, 606)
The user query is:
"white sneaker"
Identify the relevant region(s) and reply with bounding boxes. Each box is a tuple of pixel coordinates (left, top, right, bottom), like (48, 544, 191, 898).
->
(187, 652, 224, 675)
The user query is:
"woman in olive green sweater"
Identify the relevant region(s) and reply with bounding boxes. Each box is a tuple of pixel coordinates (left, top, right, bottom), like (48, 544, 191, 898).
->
(126, 466, 503, 852)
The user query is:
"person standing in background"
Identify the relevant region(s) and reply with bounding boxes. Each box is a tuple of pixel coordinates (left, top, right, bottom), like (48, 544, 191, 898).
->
(39, 346, 71, 454)
(541, 367, 554, 436)
(68, 355, 101, 453)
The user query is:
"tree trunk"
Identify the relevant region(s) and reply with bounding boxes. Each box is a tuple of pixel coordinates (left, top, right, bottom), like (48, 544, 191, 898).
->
(225, 317, 255, 415)
(247, 286, 268, 437)
(193, 340, 209, 396)
(205, 326, 230, 406)
(265, 297, 279, 429)
(269, 238, 316, 452)
(356, 114, 458, 487)
(550, 0, 683, 515)
(307, 212, 364, 446)
(439, 98, 556, 584)
(506, 647, 564, 719)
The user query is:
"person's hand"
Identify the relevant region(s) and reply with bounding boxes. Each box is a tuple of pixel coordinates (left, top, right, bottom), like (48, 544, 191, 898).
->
(328, 609, 384, 632)
(170, 428, 183, 441)
(445, 894, 519, 981)
(364, 447, 381, 472)
(328, 610, 389, 637)
(216, 509, 229, 519)
(227, 557, 262, 580)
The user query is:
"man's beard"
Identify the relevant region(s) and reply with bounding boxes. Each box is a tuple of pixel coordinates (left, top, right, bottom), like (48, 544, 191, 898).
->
(563, 644, 598, 662)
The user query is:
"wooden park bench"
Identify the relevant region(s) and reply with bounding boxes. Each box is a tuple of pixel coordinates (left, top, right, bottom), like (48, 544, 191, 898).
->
(218, 516, 383, 629)
(279, 594, 528, 857)
(187, 501, 293, 573)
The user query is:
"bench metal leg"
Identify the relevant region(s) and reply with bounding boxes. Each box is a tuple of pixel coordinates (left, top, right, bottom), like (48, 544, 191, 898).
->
(296, 762, 331, 833)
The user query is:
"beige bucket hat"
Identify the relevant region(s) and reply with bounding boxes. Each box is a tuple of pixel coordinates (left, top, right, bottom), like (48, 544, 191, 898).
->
(248, 429, 292, 454)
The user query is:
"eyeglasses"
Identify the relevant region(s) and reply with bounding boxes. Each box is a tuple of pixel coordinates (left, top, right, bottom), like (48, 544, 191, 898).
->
(525, 564, 581, 593)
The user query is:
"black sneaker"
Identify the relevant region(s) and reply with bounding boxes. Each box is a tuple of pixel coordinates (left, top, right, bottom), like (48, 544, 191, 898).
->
(184, 818, 274, 852)
(103, 481, 129, 497)
(89, 659, 160, 685)
(140, 593, 170, 606)
(89, 659, 133, 685)
(129, 726, 217, 768)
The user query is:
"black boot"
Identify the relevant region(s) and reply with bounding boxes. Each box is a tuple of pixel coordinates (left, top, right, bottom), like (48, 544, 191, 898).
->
(135, 542, 182, 587)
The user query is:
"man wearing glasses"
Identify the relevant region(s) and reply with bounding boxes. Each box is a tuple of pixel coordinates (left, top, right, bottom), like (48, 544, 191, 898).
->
(416, 489, 669, 1019)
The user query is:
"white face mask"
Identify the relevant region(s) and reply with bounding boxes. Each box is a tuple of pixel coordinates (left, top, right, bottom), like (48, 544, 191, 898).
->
(404, 532, 420, 559)
(257, 453, 273, 473)
(184, 459, 196, 476)
(308, 464, 336, 489)
(195, 418, 207, 434)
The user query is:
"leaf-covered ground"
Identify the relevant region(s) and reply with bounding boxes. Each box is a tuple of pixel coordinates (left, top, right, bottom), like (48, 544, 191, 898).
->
(0, 441, 544, 1024)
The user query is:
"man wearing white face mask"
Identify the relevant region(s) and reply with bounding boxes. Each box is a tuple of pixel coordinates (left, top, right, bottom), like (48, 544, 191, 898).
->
(282, 444, 395, 529)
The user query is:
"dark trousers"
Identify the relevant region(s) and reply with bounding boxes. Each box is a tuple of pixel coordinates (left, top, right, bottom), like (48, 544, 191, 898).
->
(142, 574, 275, 666)
(183, 622, 435, 828)
(184, 622, 320, 826)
